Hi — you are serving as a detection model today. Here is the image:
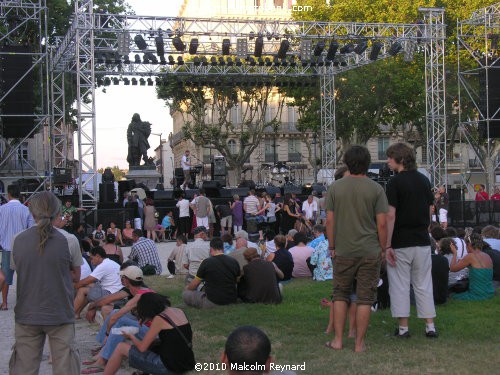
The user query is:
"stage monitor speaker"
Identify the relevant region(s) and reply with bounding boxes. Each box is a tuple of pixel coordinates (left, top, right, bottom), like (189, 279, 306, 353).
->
(238, 180, 256, 190)
(53, 167, 72, 185)
(0, 46, 35, 138)
(173, 168, 196, 189)
(479, 60, 500, 138)
(99, 183, 116, 203)
(211, 156, 227, 177)
(283, 185, 303, 195)
(154, 190, 174, 200)
(219, 187, 250, 198)
(264, 186, 281, 196)
(184, 189, 200, 199)
(202, 180, 221, 198)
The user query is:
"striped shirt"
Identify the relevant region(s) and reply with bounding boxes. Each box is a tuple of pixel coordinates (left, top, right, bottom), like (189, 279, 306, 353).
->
(0, 199, 35, 251)
(129, 237, 162, 274)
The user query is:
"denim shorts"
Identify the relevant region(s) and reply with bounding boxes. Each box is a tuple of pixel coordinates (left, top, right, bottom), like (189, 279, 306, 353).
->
(1, 250, 14, 285)
(128, 345, 170, 375)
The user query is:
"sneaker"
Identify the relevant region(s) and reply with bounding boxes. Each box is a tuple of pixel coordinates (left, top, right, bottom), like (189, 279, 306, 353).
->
(167, 275, 175, 279)
(394, 328, 410, 338)
(425, 330, 438, 338)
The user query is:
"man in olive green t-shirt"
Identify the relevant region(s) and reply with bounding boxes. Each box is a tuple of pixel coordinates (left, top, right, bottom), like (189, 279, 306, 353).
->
(325, 145, 388, 353)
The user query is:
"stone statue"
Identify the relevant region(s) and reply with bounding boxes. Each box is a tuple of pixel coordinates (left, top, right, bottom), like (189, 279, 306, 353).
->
(126, 113, 152, 166)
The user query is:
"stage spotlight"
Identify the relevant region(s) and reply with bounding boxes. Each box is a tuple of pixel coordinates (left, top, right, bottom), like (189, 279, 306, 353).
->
(369, 41, 383, 60)
(189, 38, 199, 54)
(299, 39, 312, 60)
(193, 56, 201, 66)
(227, 57, 233, 66)
(248, 57, 256, 66)
(354, 40, 368, 55)
(131, 78, 138, 85)
(273, 56, 280, 66)
(249, 31, 255, 40)
(317, 56, 325, 66)
(210, 56, 217, 66)
(201, 56, 208, 66)
(142, 54, 149, 64)
(265, 57, 272, 66)
(172, 36, 185, 52)
(339, 43, 355, 54)
(139, 78, 146, 86)
(326, 41, 339, 61)
(134, 35, 147, 50)
(155, 36, 164, 56)
(155, 77, 161, 85)
(168, 55, 175, 65)
(177, 56, 184, 65)
(289, 56, 297, 67)
(218, 56, 225, 66)
(266, 32, 272, 41)
(97, 78, 104, 86)
(258, 57, 264, 66)
(301, 59, 308, 67)
(222, 39, 231, 55)
(146, 52, 157, 64)
(123, 55, 130, 64)
(388, 41, 402, 56)
(112, 77, 119, 85)
(313, 40, 325, 56)
(235, 57, 242, 66)
(277, 39, 289, 58)
(147, 78, 154, 86)
(281, 58, 288, 67)
(254, 36, 264, 57)
(134, 54, 141, 64)
(123, 78, 130, 85)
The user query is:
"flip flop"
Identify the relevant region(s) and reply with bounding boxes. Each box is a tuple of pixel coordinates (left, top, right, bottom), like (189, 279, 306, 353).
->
(81, 365, 105, 374)
(324, 341, 342, 350)
(90, 347, 102, 356)
(0, 305, 8, 311)
(82, 359, 97, 366)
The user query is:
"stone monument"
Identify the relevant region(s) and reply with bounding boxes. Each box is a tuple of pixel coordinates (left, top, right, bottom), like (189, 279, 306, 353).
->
(125, 113, 161, 189)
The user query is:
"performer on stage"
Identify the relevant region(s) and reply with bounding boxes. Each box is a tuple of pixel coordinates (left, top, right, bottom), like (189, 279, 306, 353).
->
(181, 150, 192, 190)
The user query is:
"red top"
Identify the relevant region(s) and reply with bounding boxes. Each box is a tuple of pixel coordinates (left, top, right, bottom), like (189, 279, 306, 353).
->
(490, 193, 500, 201)
(475, 191, 489, 201)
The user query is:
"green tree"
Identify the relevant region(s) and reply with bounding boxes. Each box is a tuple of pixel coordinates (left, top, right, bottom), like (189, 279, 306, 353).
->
(98, 165, 126, 181)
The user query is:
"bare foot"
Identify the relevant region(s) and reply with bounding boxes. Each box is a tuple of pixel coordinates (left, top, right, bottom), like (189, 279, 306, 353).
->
(0, 303, 8, 311)
(354, 341, 366, 353)
(325, 340, 343, 350)
(325, 325, 334, 334)
(348, 331, 356, 339)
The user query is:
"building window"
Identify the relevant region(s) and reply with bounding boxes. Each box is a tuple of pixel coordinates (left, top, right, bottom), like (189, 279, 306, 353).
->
(378, 137, 389, 160)
(228, 139, 237, 155)
(288, 138, 301, 162)
(264, 139, 275, 162)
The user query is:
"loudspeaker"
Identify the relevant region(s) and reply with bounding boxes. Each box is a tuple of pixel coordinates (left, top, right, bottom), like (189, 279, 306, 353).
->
(99, 183, 116, 203)
(219, 187, 250, 198)
(173, 168, 196, 188)
(0, 46, 35, 138)
(264, 186, 281, 196)
(479, 60, 500, 138)
(118, 180, 136, 201)
(102, 168, 115, 183)
(283, 185, 303, 195)
(53, 168, 72, 185)
(238, 180, 256, 190)
(184, 189, 200, 199)
(154, 190, 174, 200)
(202, 180, 221, 198)
(211, 156, 227, 176)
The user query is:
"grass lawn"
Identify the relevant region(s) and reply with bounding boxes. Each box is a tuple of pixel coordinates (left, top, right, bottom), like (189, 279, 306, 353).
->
(144, 276, 500, 375)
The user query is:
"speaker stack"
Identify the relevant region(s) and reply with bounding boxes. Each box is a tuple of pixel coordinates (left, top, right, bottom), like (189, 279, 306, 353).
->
(479, 59, 500, 138)
(211, 156, 227, 187)
(0, 46, 35, 138)
(53, 168, 72, 185)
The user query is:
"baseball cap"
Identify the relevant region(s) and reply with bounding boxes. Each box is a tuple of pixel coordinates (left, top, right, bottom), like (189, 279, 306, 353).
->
(235, 230, 249, 240)
(193, 226, 208, 235)
(119, 265, 143, 281)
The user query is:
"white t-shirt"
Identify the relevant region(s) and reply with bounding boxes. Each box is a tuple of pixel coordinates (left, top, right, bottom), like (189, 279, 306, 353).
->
(181, 155, 191, 170)
(90, 258, 122, 294)
(302, 200, 318, 220)
(244, 195, 260, 214)
(80, 257, 92, 280)
(176, 199, 190, 217)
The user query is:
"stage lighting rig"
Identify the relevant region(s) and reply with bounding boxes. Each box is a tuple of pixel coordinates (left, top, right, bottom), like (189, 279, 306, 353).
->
(254, 35, 264, 57)
(354, 40, 368, 55)
(222, 39, 231, 55)
(326, 41, 339, 61)
(369, 41, 383, 60)
(139, 78, 146, 86)
(134, 54, 141, 63)
(277, 39, 289, 58)
(168, 55, 175, 65)
(172, 36, 185, 52)
(388, 41, 403, 56)
(134, 35, 148, 50)
(339, 43, 355, 54)
(189, 38, 199, 54)
(313, 40, 325, 56)
(155, 36, 165, 56)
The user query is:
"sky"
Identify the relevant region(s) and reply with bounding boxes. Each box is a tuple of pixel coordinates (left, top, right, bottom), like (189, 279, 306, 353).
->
(91, 0, 185, 169)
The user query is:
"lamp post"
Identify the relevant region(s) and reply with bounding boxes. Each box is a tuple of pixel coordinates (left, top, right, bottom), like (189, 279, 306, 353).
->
(151, 132, 163, 185)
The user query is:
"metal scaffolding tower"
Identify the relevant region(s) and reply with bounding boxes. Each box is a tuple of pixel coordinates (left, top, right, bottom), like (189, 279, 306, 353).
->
(51, 2, 447, 207)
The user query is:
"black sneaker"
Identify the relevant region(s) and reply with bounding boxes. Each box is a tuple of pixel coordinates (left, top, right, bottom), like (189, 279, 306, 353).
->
(394, 328, 410, 338)
(425, 330, 438, 338)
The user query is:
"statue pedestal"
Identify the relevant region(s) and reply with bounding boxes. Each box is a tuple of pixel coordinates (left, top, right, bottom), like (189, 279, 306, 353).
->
(126, 165, 161, 190)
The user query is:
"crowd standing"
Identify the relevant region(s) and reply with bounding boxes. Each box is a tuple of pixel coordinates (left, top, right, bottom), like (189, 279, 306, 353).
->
(0, 143, 499, 375)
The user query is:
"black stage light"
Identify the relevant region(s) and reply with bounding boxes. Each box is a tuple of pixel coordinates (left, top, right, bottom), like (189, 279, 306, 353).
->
(340, 43, 355, 54)
(309, 57, 317, 67)
(147, 78, 154, 86)
(388, 41, 402, 56)
(142, 54, 149, 64)
(147, 52, 158, 64)
(210, 56, 217, 66)
(273, 56, 280, 66)
(326, 41, 339, 61)
(266, 32, 272, 41)
(131, 78, 138, 85)
(235, 57, 242, 66)
(139, 78, 146, 86)
(281, 58, 288, 67)
(172, 36, 185, 52)
(112, 77, 119, 85)
(258, 57, 264, 66)
(313, 40, 325, 56)
(277, 39, 289, 58)
(177, 56, 184, 65)
(97, 78, 104, 86)
(218, 57, 225, 66)
(155, 77, 161, 85)
(248, 57, 256, 66)
(289, 56, 297, 67)
(123, 55, 130, 64)
(201, 56, 208, 66)
(189, 38, 199, 54)
(227, 57, 233, 66)
(123, 78, 130, 85)
(222, 39, 231, 55)
(168, 55, 175, 65)
(134, 35, 147, 50)
(254, 36, 264, 57)
(155, 36, 165, 56)
(369, 41, 383, 60)
(354, 40, 368, 55)
(160, 55, 166, 65)
(265, 57, 272, 66)
(317, 56, 325, 66)
(193, 56, 201, 66)
(134, 54, 141, 63)
(249, 31, 255, 40)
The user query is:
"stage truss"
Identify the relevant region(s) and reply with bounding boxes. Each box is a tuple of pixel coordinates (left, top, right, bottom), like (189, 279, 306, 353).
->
(50, 1, 447, 208)
(457, 2, 500, 186)
(0, 0, 50, 194)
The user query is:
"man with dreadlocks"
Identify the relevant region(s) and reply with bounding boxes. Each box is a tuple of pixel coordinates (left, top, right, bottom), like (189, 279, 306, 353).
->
(10, 191, 83, 375)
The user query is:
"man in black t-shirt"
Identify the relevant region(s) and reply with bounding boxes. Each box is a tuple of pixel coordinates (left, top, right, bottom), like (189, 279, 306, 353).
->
(385, 143, 438, 338)
(183, 237, 240, 308)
